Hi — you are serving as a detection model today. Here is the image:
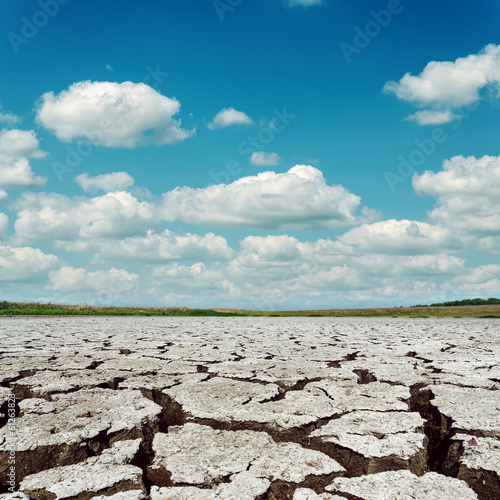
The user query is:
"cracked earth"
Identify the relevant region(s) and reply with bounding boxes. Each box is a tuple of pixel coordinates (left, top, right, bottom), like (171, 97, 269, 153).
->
(0, 316, 499, 499)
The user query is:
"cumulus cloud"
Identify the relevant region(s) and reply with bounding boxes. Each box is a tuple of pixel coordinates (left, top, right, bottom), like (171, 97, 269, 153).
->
(14, 191, 159, 242)
(477, 236, 500, 255)
(208, 107, 253, 129)
(384, 44, 500, 123)
(202, 231, 478, 310)
(251, 151, 280, 166)
(340, 219, 462, 255)
(0, 245, 58, 281)
(404, 110, 459, 126)
(161, 165, 378, 230)
(231, 235, 464, 288)
(76, 172, 135, 193)
(451, 264, 500, 286)
(4, 225, 495, 308)
(95, 230, 234, 262)
(450, 264, 500, 297)
(0, 128, 47, 188)
(353, 253, 466, 278)
(235, 235, 349, 269)
(36, 81, 193, 147)
(0, 213, 8, 237)
(47, 266, 139, 299)
(413, 155, 500, 234)
(449, 265, 500, 296)
(0, 106, 20, 126)
(226, 235, 351, 290)
(150, 263, 226, 292)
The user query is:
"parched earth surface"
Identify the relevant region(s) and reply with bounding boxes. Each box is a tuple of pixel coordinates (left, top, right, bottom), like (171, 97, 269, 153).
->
(0, 316, 499, 500)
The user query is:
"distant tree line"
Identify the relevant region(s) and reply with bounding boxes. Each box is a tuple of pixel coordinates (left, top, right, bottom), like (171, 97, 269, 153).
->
(413, 298, 500, 307)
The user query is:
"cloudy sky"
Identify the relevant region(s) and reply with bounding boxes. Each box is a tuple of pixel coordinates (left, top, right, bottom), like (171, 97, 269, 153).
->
(1, 0, 500, 310)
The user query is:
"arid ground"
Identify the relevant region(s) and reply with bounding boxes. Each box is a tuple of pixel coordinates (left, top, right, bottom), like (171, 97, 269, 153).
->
(1, 317, 499, 499)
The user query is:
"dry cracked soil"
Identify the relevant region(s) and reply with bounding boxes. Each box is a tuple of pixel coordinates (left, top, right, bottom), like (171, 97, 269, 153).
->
(0, 316, 499, 499)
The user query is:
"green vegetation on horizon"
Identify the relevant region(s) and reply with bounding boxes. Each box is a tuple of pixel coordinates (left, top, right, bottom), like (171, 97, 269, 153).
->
(1, 299, 499, 318)
(0, 301, 240, 317)
(413, 297, 500, 307)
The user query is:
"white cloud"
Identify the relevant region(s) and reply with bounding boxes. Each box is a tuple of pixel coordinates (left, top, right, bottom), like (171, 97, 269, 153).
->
(251, 151, 280, 166)
(95, 230, 234, 262)
(413, 155, 500, 235)
(288, 0, 322, 7)
(340, 219, 462, 254)
(477, 236, 500, 255)
(213, 232, 474, 309)
(0, 128, 47, 188)
(238, 235, 303, 263)
(217, 251, 469, 310)
(404, 110, 459, 126)
(449, 265, 500, 297)
(0, 158, 46, 189)
(354, 253, 466, 278)
(161, 165, 378, 230)
(227, 235, 350, 289)
(105, 63, 113, 71)
(0, 213, 8, 237)
(451, 264, 500, 286)
(14, 191, 159, 242)
(0, 106, 21, 126)
(0, 129, 46, 161)
(235, 235, 349, 269)
(150, 262, 226, 292)
(384, 44, 500, 123)
(4, 225, 496, 308)
(0, 190, 7, 204)
(208, 107, 253, 129)
(47, 266, 139, 299)
(76, 172, 135, 193)
(36, 81, 193, 147)
(0, 245, 58, 281)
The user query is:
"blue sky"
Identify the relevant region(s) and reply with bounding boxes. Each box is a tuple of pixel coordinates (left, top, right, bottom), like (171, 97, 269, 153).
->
(0, 0, 500, 309)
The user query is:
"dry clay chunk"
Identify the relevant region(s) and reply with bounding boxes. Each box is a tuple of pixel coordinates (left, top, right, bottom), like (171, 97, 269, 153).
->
(20, 439, 145, 499)
(150, 472, 270, 500)
(460, 435, 500, 472)
(310, 410, 426, 459)
(326, 470, 478, 499)
(148, 423, 344, 487)
(164, 377, 341, 429)
(92, 492, 147, 500)
(430, 385, 500, 437)
(3, 388, 161, 449)
(0, 389, 161, 484)
(293, 489, 345, 499)
(11, 369, 134, 398)
(451, 434, 500, 499)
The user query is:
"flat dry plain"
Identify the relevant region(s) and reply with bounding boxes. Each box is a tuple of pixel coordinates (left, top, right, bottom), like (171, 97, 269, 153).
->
(0, 316, 499, 500)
